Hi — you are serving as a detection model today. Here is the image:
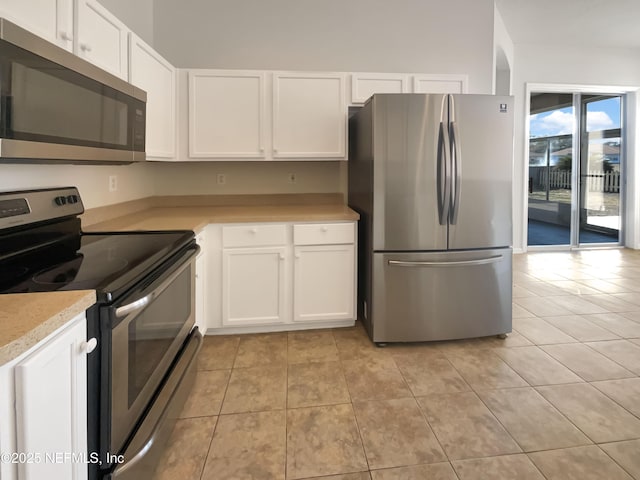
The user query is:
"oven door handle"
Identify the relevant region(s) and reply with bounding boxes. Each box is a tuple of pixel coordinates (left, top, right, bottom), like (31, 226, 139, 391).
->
(114, 246, 198, 319)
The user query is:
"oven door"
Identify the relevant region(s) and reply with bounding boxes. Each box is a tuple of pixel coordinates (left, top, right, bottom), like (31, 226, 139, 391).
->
(102, 246, 197, 460)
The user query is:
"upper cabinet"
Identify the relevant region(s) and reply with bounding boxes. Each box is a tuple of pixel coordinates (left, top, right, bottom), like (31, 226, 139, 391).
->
(272, 72, 346, 159)
(75, 0, 129, 79)
(0, 0, 74, 50)
(129, 32, 176, 159)
(412, 74, 468, 94)
(188, 71, 266, 159)
(187, 71, 347, 161)
(350, 73, 409, 104)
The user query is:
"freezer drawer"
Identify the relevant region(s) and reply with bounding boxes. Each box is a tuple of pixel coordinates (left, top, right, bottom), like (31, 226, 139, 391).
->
(371, 249, 512, 343)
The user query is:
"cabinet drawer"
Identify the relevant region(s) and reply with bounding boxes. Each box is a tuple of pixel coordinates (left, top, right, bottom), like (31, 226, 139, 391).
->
(294, 223, 354, 245)
(223, 224, 287, 248)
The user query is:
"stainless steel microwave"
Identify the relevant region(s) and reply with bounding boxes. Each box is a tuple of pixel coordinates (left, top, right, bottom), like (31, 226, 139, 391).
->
(0, 18, 146, 164)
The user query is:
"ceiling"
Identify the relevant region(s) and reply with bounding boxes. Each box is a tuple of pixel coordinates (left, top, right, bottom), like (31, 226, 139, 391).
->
(495, 0, 640, 49)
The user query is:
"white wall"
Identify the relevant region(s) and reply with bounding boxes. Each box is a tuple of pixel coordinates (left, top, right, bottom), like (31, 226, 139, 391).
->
(153, 0, 496, 94)
(512, 43, 640, 250)
(97, 0, 154, 45)
(0, 163, 155, 209)
(493, 6, 513, 95)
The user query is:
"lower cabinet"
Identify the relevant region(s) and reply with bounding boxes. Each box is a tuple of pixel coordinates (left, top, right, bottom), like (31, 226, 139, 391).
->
(0, 312, 90, 480)
(208, 221, 357, 332)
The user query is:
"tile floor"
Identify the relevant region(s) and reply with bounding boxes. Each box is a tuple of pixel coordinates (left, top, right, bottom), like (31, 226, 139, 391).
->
(156, 249, 640, 479)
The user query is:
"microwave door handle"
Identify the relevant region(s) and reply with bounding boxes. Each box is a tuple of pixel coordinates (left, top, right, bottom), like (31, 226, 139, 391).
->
(114, 246, 198, 319)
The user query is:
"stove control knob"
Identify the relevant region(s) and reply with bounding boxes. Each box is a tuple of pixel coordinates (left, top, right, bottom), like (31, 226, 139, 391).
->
(67, 194, 79, 204)
(54, 196, 67, 206)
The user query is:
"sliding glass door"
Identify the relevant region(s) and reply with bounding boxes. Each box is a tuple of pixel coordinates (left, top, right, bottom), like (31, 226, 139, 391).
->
(527, 92, 623, 248)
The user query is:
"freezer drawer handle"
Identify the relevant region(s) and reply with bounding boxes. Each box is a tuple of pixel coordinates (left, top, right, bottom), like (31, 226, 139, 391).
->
(388, 255, 502, 268)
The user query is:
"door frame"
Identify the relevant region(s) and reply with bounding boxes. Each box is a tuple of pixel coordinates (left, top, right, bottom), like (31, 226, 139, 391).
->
(523, 83, 634, 252)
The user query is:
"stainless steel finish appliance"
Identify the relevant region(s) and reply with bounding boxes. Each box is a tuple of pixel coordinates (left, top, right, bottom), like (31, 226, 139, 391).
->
(0, 18, 146, 163)
(0, 188, 201, 480)
(349, 94, 513, 343)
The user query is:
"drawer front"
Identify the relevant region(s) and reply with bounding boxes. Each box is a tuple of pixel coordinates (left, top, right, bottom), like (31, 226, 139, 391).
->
(223, 224, 287, 248)
(294, 222, 354, 245)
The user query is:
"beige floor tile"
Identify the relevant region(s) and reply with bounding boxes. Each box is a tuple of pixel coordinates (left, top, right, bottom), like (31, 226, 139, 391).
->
(233, 332, 287, 368)
(299, 473, 371, 480)
(202, 410, 285, 480)
(578, 279, 633, 294)
(515, 281, 566, 297)
(527, 270, 568, 282)
(513, 285, 540, 298)
(542, 315, 620, 342)
(221, 365, 286, 414)
(179, 369, 230, 418)
(619, 310, 640, 323)
(394, 354, 470, 396)
(541, 344, 634, 381)
(591, 378, 640, 417)
(480, 331, 534, 347)
(536, 383, 640, 443)
(417, 392, 521, 460)
(288, 329, 339, 364)
(452, 454, 545, 480)
(546, 280, 601, 295)
(632, 338, 640, 347)
(286, 404, 367, 479)
(342, 356, 412, 401)
(354, 398, 445, 469)
(445, 350, 528, 390)
(600, 440, 640, 479)
(545, 295, 608, 315)
(478, 387, 590, 452)
(513, 317, 578, 345)
(607, 278, 640, 291)
(513, 303, 536, 319)
(370, 463, 458, 480)
(287, 361, 350, 408)
(585, 340, 640, 374)
(613, 292, 640, 307)
(198, 335, 240, 370)
(513, 297, 574, 317)
(493, 346, 583, 386)
(152, 416, 217, 480)
(528, 445, 633, 480)
(333, 325, 392, 362)
(585, 313, 640, 338)
(582, 294, 640, 313)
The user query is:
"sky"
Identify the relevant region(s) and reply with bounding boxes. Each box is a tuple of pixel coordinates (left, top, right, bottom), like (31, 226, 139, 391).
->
(530, 97, 621, 137)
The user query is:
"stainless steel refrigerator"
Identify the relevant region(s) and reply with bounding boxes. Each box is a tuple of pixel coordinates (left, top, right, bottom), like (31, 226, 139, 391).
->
(348, 93, 513, 344)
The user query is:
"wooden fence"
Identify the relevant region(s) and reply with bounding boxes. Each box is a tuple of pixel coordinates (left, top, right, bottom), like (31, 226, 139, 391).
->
(532, 169, 620, 193)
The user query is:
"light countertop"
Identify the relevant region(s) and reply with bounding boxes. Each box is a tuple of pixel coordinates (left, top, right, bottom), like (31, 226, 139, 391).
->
(0, 290, 96, 366)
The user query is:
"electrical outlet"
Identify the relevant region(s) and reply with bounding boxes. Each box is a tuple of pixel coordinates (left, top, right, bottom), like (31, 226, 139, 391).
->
(217, 173, 226, 185)
(288, 173, 296, 184)
(108, 175, 118, 192)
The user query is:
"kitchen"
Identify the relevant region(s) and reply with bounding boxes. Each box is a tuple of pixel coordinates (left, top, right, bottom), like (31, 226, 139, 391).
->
(1, 0, 640, 479)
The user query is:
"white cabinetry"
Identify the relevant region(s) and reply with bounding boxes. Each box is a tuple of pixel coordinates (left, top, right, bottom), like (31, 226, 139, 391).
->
(75, 0, 129, 79)
(188, 71, 266, 159)
(0, 312, 91, 480)
(221, 225, 288, 326)
(272, 72, 346, 159)
(293, 223, 355, 322)
(0, 0, 74, 50)
(195, 230, 207, 334)
(412, 74, 468, 94)
(350, 73, 408, 104)
(129, 32, 176, 159)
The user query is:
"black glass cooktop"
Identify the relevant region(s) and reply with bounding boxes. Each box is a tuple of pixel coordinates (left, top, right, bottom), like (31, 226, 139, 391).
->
(0, 230, 195, 302)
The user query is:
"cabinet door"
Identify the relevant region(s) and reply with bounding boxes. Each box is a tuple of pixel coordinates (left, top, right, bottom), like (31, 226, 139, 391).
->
(0, 0, 73, 50)
(15, 315, 89, 480)
(75, 0, 128, 79)
(351, 73, 408, 104)
(129, 33, 176, 159)
(293, 244, 355, 322)
(222, 247, 287, 326)
(189, 71, 266, 159)
(412, 74, 468, 94)
(273, 72, 346, 159)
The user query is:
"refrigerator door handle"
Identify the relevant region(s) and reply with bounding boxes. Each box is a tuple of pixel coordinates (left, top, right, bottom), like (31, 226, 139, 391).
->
(437, 122, 451, 225)
(449, 120, 462, 224)
(388, 255, 503, 268)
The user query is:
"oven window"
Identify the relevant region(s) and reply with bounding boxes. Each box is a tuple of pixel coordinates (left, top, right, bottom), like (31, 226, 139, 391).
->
(128, 267, 191, 407)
